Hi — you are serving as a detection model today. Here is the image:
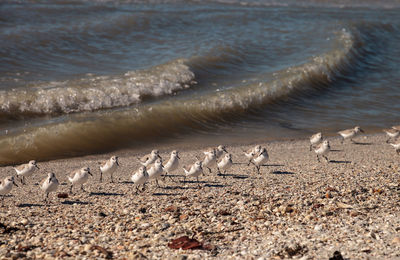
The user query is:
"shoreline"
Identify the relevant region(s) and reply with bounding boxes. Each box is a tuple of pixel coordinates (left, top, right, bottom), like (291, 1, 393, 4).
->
(0, 132, 399, 259)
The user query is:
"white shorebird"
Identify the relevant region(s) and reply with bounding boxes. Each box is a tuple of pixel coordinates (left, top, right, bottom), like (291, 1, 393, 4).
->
(41, 173, 59, 203)
(217, 153, 233, 178)
(314, 140, 330, 162)
(215, 145, 227, 159)
(389, 140, 400, 155)
(99, 156, 119, 183)
(131, 166, 149, 194)
(148, 159, 164, 187)
(139, 150, 161, 167)
(202, 148, 217, 173)
(338, 126, 364, 144)
(309, 132, 323, 151)
(243, 145, 261, 166)
(183, 160, 203, 188)
(392, 125, 400, 131)
(383, 128, 400, 143)
(163, 150, 180, 181)
(0, 176, 18, 202)
(13, 160, 39, 185)
(251, 148, 269, 174)
(68, 167, 92, 193)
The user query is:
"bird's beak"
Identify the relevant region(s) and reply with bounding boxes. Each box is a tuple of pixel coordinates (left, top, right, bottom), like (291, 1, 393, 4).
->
(223, 148, 228, 153)
(157, 154, 162, 159)
(88, 171, 93, 176)
(35, 165, 40, 169)
(177, 155, 181, 159)
(360, 129, 365, 133)
(116, 160, 120, 166)
(13, 181, 18, 187)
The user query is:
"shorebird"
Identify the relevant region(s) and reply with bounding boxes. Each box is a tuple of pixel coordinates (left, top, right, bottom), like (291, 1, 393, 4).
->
(392, 125, 400, 131)
(383, 128, 400, 143)
(202, 148, 217, 173)
(389, 140, 400, 155)
(148, 159, 164, 188)
(139, 150, 161, 167)
(215, 145, 227, 159)
(309, 132, 323, 151)
(163, 150, 180, 181)
(314, 140, 330, 162)
(217, 153, 233, 178)
(68, 167, 92, 193)
(131, 166, 149, 194)
(13, 160, 39, 185)
(243, 145, 261, 166)
(183, 160, 203, 188)
(338, 126, 364, 144)
(251, 148, 269, 174)
(0, 176, 18, 202)
(99, 156, 119, 183)
(40, 173, 59, 203)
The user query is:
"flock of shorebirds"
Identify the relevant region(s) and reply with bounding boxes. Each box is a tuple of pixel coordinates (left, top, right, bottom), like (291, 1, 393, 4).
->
(1, 125, 400, 203)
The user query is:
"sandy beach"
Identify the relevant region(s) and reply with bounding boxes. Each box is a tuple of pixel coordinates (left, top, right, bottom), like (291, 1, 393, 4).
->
(0, 133, 399, 259)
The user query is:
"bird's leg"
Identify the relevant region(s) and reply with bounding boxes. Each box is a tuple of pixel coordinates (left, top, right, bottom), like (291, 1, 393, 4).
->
(197, 177, 200, 188)
(99, 171, 103, 183)
(168, 174, 175, 182)
(81, 185, 86, 192)
(256, 165, 260, 174)
(309, 144, 312, 151)
(135, 186, 139, 195)
(223, 170, 226, 178)
(22, 176, 26, 185)
(110, 173, 114, 183)
(156, 179, 160, 188)
(317, 155, 321, 163)
(207, 167, 211, 174)
(69, 185, 73, 194)
(217, 167, 222, 176)
(323, 156, 329, 162)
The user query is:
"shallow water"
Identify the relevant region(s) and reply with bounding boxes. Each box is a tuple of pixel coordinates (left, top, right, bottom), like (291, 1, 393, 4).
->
(1, 0, 400, 164)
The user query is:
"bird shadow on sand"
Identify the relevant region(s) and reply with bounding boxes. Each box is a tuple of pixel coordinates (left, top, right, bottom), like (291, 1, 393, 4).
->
(89, 192, 124, 196)
(17, 203, 44, 208)
(204, 183, 229, 188)
(120, 181, 133, 184)
(352, 141, 373, 145)
(330, 149, 342, 152)
(152, 192, 181, 196)
(61, 200, 91, 205)
(272, 171, 295, 175)
(163, 185, 198, 190)
(217, 173, 249, 179)
(329, 160, 352, 164)
(180, 180, 209, 184)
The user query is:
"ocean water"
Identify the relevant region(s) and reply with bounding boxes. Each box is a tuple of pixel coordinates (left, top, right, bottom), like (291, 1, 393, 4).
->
(1, 0, 400, 164)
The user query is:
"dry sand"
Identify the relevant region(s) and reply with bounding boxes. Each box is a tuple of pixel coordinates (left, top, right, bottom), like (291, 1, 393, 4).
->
(0, 133, 399, 259)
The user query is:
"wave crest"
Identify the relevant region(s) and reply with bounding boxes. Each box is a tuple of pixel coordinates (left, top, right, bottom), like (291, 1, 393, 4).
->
(0, 59, 195, 117)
